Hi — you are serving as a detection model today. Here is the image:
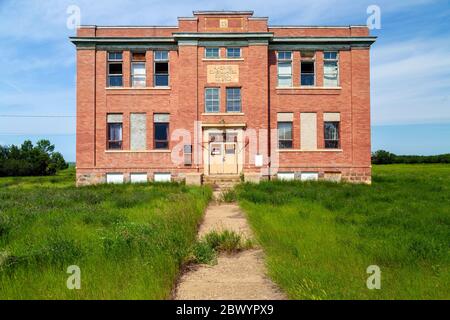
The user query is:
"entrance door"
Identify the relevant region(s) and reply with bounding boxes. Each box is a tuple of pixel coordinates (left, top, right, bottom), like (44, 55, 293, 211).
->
(207, 131, 239, 175)
(209, 143, 223, 174)
(223, 142, 237, 174)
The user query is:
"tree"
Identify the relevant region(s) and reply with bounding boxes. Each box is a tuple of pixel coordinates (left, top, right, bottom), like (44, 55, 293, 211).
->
(371, 150, 396, 164)
(0, 139, 68, 177)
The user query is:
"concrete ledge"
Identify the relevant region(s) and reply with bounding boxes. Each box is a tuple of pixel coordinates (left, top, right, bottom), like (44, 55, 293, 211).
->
(244, 172, 262, 184)
(185, 173, 203, 186)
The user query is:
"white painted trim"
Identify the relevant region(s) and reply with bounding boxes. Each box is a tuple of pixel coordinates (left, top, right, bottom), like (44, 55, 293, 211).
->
(201, 112, 245, 116)
(105, 150, 171, 153)
(202, 58, 244, 62)
(277, 149, 343, 152)
(276, 86, 342, 90)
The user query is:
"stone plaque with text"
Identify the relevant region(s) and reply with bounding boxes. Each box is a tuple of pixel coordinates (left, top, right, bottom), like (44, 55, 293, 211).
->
(207, 65, 239, 83)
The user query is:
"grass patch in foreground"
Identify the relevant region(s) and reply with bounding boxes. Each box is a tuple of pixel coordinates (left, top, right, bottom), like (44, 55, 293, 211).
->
(0, 168, 211, 299)
(237, 164, 450, 299)
(190, 230, 253, 265)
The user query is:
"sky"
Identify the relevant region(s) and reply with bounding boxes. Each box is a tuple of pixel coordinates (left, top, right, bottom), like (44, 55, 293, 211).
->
(0, 0, 449, 161)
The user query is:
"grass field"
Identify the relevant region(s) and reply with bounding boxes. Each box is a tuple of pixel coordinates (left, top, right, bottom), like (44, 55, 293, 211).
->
(237, 164, 450, 299)
(0, 168, 211, 299)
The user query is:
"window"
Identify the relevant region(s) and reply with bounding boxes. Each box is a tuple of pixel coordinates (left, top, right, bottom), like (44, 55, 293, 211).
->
(130, 113, 146, 150)
(278, 122, 293, 149)
(324, 51, 339, 87)
(108, 52, 123, 87)
(107, 114, 123, 150)
(205, 88, 220, 113)
(154, 113, 169, 149)
(324, 121, 340, 148)
(131, 52, 146, 87)
(277, 51, 292, 87)
(226, 88, 241, 112)
(205, 48, 220, 59)
(154, 51, 169, 86)
(106, 173, 124, 184)
(301, 52, 315, 86)
(226, 47, 241, 58)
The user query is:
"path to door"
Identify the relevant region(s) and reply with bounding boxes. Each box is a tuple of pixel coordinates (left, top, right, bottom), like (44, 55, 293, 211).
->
(174, 195, 286, 300)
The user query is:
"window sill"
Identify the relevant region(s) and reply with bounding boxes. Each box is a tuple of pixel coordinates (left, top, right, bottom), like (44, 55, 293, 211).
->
(106, 87, 171, 90)
(276, 86, 341, 95)
(201, 112, 245, 116)
(105, 87, 171, 95)
(202, 58, 244, 61)
(105, 150, 171, 153)
(277, 149, 343, 153)
(276, 86, 341, 90)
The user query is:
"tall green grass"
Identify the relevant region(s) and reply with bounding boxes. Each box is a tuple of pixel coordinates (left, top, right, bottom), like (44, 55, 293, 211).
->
(237, 164, 450, 299)
(0, 168, 211, 299)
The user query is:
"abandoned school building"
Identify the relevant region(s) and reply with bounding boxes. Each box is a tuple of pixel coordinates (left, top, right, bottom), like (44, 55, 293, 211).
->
(71, 10, 376, 186)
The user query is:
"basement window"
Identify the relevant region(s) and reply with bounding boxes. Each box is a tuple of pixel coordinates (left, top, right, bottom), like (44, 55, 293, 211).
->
(107, 52, 123, 87)
(154, 51, 169, 87)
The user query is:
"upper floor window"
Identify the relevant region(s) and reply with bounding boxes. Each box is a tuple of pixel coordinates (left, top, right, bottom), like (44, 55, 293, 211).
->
(154, 51, 169, 87)
(277, 51, 292, 87)
(226, 88, 241, 112)
(301, 51, 315, 86)
(226, 47, 241, 58)
(324, 51, 339, 87)
(107, 52, 123, 87)
(205, 88, 220, 113)
(107, 113, 123, 149)
(205, 48, 220, 59)
(131, 52, 146, 88)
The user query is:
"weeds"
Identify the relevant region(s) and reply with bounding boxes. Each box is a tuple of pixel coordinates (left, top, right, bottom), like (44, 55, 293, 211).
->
(190, 230, 254, 265)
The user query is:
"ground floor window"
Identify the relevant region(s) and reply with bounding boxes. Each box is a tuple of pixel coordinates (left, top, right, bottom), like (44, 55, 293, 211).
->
(107, 114, 123, 150)
(154, 113, 169, 149)
(324, 121, 340, 148)
(278, 122, 293, 149)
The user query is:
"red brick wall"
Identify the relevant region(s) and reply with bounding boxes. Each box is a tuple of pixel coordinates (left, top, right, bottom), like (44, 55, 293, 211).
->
(74, 14, 372, 185)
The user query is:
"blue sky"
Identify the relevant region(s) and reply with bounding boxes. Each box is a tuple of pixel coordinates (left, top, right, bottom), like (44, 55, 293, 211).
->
(0, 0, 449, 161)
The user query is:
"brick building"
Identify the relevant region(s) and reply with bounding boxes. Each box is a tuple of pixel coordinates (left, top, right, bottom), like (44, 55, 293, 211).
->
(71, 10, 376, 186)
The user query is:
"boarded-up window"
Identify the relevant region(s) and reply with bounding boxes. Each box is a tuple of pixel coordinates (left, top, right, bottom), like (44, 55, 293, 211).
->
(130, 113, 147, 150)
(300, 113, 317, 150)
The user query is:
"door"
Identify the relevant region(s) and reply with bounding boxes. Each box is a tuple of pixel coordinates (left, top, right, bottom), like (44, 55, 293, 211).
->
(209, 143, 223, 174)
(208, 142, 238, 175)
(223, 142, 237, 174)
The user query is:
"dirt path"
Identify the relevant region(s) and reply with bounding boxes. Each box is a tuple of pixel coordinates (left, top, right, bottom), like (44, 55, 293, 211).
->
(174, 197, 286, 300)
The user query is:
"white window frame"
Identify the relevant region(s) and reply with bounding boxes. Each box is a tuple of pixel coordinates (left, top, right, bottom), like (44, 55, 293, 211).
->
(107, 52, 123, 87)
(131, 61, 146, 88)
(226, 47, 241, 58)
(277, 51, 292, 87)
(226, 87, 241, 112)
(205, 47, 220, 59)
(323, 51, 339, 87)
(205, 87, 220, 113)
(154, 51, 169, 87)
(300, 52, 316, 87)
